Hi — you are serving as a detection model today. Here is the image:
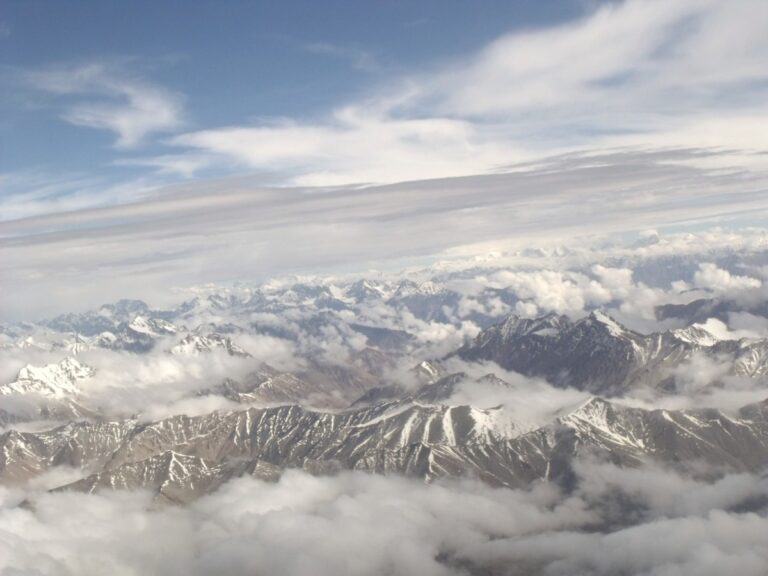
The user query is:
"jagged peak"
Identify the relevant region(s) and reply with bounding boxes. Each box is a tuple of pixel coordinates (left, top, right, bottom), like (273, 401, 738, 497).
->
(497, 311, 569, 338)
(3, 356, 94, 398)
(414, 360, 443, 379)
(583, 310, 628, 336)
(560, 396, 614, 421)
(671, 323, 720, 347)
(392, 279, 445, 298)
(127, 316, 177, 336)
(17, 356, 94, 381)
(170, 332, 250, 357)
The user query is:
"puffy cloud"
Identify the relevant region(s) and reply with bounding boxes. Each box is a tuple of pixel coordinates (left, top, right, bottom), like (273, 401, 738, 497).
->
(484, 265, 668, 320)
(592, 265, 633, 293)
(694, 262, 762, 293)
(1, 465, 766, 576)
(439, 360, 591, 430)
(471, 509, 768, 576)
(572, 459, 768, 519)
(514, 300, 539, 318)
(488, 270, 597, 314)
(728, 312, 768, 339)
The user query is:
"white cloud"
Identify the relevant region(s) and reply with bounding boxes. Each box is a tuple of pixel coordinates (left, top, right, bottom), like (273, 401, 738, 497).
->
(439, 360, 591, 430)
(2, 154, 767, 321)
(170, 109, 516, 186)
(1, 466, 766, 576)
(168, 0, 768, 185)
(694, 262, 762, 293)
(26, 63, 183, 148)
(306, 42, 380, 73)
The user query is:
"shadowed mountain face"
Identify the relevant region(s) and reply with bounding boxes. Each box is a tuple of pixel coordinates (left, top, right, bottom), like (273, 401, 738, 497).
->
(455, 311, 768, 394)
(656, 297, 768, 325)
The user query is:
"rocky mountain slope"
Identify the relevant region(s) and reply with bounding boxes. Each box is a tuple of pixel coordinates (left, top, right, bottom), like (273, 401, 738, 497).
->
(455, 311, 768, 394)
(3, 392, 767, 503)
(2, 274, 767, 506)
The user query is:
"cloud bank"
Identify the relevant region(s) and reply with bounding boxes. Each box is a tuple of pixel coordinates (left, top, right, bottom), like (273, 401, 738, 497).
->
(1, 463, 766, 576)
(3, 149, 768, 321)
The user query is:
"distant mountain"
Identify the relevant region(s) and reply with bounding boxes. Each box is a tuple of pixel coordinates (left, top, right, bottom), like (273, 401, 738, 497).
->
(170, 333, 251, 357)
(656, 297, 768, 324)
(209, 360, 382, 409)
(1, 357, 93, 398)
(455, 311, 768, 394)
(0, 357, 97, 425)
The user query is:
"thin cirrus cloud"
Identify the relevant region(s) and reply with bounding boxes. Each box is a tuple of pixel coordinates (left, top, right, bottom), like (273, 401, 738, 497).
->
(167, 0, 768, 186)
(25, 63, 183, 149)
(3, 148, 768, 320)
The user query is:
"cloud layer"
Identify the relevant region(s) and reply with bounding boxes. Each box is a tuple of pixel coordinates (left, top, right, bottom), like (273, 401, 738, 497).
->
(1, 463, 766, 576)
(3, 149, 768, 320)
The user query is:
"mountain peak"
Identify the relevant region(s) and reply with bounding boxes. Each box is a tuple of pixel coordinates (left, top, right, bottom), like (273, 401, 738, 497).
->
(3, 357, 95, 398)
(170, 333, 250, 357)
(127, 316, 178, 337)
(671, 323, 720, 347)
(585, 310, 627, 336)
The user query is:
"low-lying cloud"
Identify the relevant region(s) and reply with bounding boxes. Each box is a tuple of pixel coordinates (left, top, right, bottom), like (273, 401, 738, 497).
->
(1, 463, 765, 576)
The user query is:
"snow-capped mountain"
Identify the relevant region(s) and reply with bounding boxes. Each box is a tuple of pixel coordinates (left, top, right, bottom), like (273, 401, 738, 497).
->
(1, 357, 94, 398)
(0, 357, 97, 426)
(170, 333, 251, 357)
(2, 262, 768, 509)
(455, 311, 768, 395)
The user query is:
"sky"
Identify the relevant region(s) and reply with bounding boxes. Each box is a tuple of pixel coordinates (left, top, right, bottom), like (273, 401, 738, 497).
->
(1, 0, 582, 186)
(1, 0, 768, 319)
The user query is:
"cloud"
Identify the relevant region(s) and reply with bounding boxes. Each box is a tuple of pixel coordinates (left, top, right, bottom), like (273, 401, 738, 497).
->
(306, 43, 380, 73)
(0, 337, 276, 422)
(26, 63, 183, 148)
(472, 509, 768, 576)
(480, 264, 669, 320)
(2, 147, 768, 321)
(0, 465, 765, 576)
(167, 0, 768, 186)
(694, 262, 762, 293)
(728, 312, 768, 339)
(572, 459, 768, 519)
(169, 109, 515, 186)
(438, 360, 591, 430)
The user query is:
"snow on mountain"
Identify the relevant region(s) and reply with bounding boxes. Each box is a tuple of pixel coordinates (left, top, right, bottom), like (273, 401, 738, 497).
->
(344, 279, 395, 302)
(170, 333, 250, 357)
(3, 260, 768, 505)
(456, 310, 768, 395)
(127, 316, 178, 337)
(4, 394, 768, 496)
(671, 323, 720, 347)
(1, 357, 94, 399)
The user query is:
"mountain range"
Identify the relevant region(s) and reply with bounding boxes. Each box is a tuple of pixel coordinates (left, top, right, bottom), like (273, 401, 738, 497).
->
(1, 273, 767, 505)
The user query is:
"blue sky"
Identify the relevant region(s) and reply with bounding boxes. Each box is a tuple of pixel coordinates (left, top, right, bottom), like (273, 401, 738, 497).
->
(1, 0, 768, 318)
(3, 0, 765, 204)
(1, 0, 581, 186)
